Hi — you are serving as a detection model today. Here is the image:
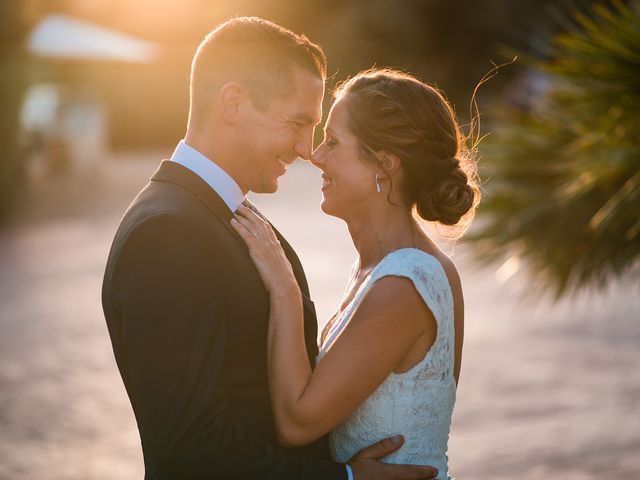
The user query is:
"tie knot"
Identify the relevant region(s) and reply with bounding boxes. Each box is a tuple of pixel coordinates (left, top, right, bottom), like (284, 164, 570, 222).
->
(239, 200, 266, 221)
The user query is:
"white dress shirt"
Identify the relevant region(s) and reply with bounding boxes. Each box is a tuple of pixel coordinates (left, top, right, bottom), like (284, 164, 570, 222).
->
(170, 140, 245, 211)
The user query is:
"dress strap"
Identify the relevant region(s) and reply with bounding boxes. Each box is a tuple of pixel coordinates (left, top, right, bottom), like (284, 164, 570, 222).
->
(358, 248, 455, 373)
(368, 249, 451, 329)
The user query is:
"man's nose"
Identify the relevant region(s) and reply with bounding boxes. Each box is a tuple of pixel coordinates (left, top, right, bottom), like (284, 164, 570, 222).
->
(310, 145, 324, 168)
(294, 128, 314, 161)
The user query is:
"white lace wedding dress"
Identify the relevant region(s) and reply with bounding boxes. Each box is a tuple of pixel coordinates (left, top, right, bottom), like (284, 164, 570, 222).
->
(317, 248, 456, 480)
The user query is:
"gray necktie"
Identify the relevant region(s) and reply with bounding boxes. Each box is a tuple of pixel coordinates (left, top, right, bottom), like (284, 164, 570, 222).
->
(240, 199, 268, 222)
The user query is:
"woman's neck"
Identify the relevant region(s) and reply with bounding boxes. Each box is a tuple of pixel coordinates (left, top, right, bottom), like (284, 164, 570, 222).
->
(345, 205, 418, 272)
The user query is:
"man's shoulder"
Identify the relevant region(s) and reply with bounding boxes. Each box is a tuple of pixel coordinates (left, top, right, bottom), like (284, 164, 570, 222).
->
(120, 177, 208, 227)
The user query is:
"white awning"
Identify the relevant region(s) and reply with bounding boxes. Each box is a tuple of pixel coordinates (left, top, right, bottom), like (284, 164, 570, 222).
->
(28, 13, 158, 63)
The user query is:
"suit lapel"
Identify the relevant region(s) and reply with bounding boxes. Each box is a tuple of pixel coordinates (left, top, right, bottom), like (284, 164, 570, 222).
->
(249, 204, 319, 362)
(150, 160, 245, 244)
(243, 200, 315, 308)
(151, 161, 317, 326)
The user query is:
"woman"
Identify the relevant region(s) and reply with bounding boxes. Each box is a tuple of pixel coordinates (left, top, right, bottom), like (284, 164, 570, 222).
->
(231, 68, 480, 479)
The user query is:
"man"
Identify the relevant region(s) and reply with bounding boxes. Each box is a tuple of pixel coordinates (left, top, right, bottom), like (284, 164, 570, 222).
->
(102, 17, 437, 479)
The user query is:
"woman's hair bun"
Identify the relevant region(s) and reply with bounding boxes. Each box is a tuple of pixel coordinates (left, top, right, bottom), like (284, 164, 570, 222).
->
(416, 166, 475, 225)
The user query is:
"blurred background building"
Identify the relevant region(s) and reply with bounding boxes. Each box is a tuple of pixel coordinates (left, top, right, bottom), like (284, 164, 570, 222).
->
(3, 0, 582, 183)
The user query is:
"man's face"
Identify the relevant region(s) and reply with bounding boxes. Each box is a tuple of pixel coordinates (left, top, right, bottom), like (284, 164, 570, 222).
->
(235, 66, 324, 194)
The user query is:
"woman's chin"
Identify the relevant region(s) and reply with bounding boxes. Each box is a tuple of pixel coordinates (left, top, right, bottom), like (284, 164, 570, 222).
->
(320, 198, 340, 218)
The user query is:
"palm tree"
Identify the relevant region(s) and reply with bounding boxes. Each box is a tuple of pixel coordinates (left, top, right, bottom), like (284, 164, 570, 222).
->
(469, 0, 640, 299)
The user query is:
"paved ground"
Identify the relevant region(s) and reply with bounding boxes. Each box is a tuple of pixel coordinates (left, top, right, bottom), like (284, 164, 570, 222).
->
(1, 152, 639, 479)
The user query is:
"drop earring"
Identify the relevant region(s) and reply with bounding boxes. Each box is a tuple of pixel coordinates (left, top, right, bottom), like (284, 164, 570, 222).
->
(375, 175, 382, 193)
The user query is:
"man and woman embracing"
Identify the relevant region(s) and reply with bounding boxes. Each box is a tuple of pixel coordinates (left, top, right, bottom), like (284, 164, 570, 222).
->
(103, 16, 479, 480)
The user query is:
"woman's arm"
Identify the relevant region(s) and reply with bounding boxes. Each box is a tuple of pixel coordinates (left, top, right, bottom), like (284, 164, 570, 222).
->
(268, 276, 435, 446)
(231, 207, 436, 447)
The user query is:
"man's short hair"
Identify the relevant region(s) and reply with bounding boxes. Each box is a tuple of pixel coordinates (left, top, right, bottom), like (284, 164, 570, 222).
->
(190, 16, 327, 122)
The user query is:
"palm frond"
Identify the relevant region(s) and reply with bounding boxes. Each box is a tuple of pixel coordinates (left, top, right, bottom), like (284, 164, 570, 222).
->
(469, 1, 640, 300)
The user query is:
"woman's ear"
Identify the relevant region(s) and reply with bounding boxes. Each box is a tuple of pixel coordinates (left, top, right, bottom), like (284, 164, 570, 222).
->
(218, 82, 244, 124)
(378, 150, 402, 176)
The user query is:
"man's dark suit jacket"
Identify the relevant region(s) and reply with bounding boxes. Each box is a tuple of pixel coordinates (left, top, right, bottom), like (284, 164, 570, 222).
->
(102, 161, 346, 479)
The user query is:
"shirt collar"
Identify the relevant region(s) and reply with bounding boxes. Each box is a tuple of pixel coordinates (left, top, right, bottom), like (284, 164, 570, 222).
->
(170, 140, 245, 212)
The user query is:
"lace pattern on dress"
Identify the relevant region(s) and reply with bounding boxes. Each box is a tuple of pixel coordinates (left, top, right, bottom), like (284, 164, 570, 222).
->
(317, 248, 456, 480)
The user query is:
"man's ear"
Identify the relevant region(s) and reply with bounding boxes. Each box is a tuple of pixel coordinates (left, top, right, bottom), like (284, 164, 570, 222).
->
(218, 82, 245, 124)
(377, 150, 402, 176)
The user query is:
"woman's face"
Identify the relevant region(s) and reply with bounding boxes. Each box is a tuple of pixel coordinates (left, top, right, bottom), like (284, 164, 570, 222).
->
(311, 97, 379, 219)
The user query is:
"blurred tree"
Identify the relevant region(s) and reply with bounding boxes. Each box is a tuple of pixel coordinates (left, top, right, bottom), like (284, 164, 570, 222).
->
(281, 0, 564, 108)
(469, 0, 640, 298)
(0, 1, 30, 223)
